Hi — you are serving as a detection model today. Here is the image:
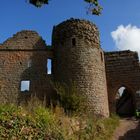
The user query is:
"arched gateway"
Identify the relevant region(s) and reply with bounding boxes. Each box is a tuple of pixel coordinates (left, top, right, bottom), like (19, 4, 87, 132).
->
(115, 86, 135, 116)
(105, 50, 140, 115)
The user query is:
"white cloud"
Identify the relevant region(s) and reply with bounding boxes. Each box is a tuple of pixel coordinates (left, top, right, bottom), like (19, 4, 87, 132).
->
(111, 24, 140, 58)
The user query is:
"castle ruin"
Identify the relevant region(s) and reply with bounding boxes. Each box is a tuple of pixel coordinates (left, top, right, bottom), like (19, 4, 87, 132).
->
(0, 18, 140, 117)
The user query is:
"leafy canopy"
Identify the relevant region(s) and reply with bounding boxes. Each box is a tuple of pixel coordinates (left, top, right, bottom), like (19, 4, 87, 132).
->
(28, 0, 102, 15)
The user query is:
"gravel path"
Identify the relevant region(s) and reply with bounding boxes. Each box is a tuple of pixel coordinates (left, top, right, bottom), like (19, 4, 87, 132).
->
(112, 118, 140, 140)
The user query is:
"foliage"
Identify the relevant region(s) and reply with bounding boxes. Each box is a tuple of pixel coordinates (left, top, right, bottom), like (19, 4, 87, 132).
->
(0, 104, 64, 140)
(23, 94, 45, 112)
(51, 81, 88, 115)
(27, 0, 102, 15)
(29, 0, 49, 7)
(0, 91, 119, 139)
(84, 0, 102, 15)
(0, 102, 119, 140)
(65, 114, 119, 140)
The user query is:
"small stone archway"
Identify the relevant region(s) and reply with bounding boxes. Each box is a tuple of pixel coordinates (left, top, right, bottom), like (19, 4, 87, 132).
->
(115, 86, 135, 117)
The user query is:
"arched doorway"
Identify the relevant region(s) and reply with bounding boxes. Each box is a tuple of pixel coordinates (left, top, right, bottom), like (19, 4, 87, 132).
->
(115, 86, 135, 117)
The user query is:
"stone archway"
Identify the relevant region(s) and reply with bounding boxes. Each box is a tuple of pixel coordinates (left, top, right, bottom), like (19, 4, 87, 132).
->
(115, 86, 135, 117)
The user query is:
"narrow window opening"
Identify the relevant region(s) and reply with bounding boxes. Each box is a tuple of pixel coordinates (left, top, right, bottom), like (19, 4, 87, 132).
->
(100, 52, 103, 62)
(3, 60, 5, 65)
(47, 59, 52, 74)
(72, 38, 76, 46)
(20, 80, 30, 92)
(27, 59, 32, 68)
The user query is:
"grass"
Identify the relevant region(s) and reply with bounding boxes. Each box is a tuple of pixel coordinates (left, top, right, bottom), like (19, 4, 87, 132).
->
(0, 104, 64, 140)
(0, 82, 119, 139)
(0, 102, 119, 140)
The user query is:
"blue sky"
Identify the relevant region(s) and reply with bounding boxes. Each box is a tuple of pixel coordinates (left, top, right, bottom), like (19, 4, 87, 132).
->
(1, 0, 140, 53)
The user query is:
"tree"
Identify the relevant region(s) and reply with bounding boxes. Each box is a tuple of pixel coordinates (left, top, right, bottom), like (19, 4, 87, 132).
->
(84, 0, 102, 15)
(28, 0, 102, 15)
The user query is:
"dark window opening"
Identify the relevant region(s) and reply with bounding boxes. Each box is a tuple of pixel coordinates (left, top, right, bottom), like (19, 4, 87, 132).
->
(60, 41, 64, 46)
(72, 38, 76, 46)
(25, 36, 28, 39)
(47, 59, 52, 74)
(3, 60, 5, 65)
(100, 52, 103, 62)
(20, 80, 30, 92)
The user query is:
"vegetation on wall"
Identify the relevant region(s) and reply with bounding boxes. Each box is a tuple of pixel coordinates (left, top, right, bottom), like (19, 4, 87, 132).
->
(51, 81, 88, 115)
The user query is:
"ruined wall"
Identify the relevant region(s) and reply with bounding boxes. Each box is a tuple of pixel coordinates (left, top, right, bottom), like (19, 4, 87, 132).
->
(2, 19, 140, 117)
(52, 18, 109, 117)
(0, 30, 53, 104)
(105, 50, 140, 112)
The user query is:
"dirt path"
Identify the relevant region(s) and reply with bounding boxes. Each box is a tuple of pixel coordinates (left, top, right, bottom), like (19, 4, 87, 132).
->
(112, 118, 140, 140)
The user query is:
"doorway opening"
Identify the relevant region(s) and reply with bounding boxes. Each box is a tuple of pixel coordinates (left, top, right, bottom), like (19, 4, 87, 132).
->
(116, 86, 135, 117)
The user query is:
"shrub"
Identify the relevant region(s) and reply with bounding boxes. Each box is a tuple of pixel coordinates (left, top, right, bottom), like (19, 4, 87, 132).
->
(81, 114, 119, 140)
(0, 104, 64, 140)
(34, 106, 64, 140)
(0, 103, 119, 140)
(65, 114, 119, 140)
(51, 81, 88, 115)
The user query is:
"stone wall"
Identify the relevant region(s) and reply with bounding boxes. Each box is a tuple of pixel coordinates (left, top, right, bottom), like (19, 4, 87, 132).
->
(0, 20, 110, 117)
(52, 18, 109, 117)
(2, 30, 46, 50)
(1, 19, 140, 117)
(105, 50, 140, 112)
(0, 30, 53, 104)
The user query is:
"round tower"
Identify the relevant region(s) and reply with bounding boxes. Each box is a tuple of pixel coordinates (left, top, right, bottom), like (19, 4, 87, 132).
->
(52, 18, 109, 117)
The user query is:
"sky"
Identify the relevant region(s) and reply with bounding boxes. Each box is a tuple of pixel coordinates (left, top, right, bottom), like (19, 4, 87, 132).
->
(1, 0, 140, 56)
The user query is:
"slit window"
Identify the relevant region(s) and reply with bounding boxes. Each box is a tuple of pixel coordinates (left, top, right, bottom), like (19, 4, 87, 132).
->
(100, 52, 103, 62)
(72, 38, 76, 46)
(47, 59, 52, 74)
(20, 80, 30, 92)
(27, 59, 32, 68)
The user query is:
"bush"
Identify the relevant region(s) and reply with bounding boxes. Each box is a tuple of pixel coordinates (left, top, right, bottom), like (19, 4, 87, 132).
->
(66, 114, 119, 140)
(0, 104, 64, 140)
(51, 81, 88, 115)
(0, 103, 119, 140)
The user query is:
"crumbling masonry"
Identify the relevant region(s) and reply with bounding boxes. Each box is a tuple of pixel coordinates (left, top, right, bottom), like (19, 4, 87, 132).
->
(1, 18, 140, 117)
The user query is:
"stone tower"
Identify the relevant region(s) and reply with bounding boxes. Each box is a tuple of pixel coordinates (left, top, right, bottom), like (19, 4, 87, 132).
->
(52, 18, 109, 117)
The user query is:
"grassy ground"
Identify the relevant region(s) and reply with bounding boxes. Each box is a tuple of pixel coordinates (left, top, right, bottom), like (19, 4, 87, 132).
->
(0, 102, 119, 140)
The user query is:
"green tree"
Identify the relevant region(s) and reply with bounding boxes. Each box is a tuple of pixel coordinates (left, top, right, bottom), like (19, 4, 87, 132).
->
(28, 0, 102, 15)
